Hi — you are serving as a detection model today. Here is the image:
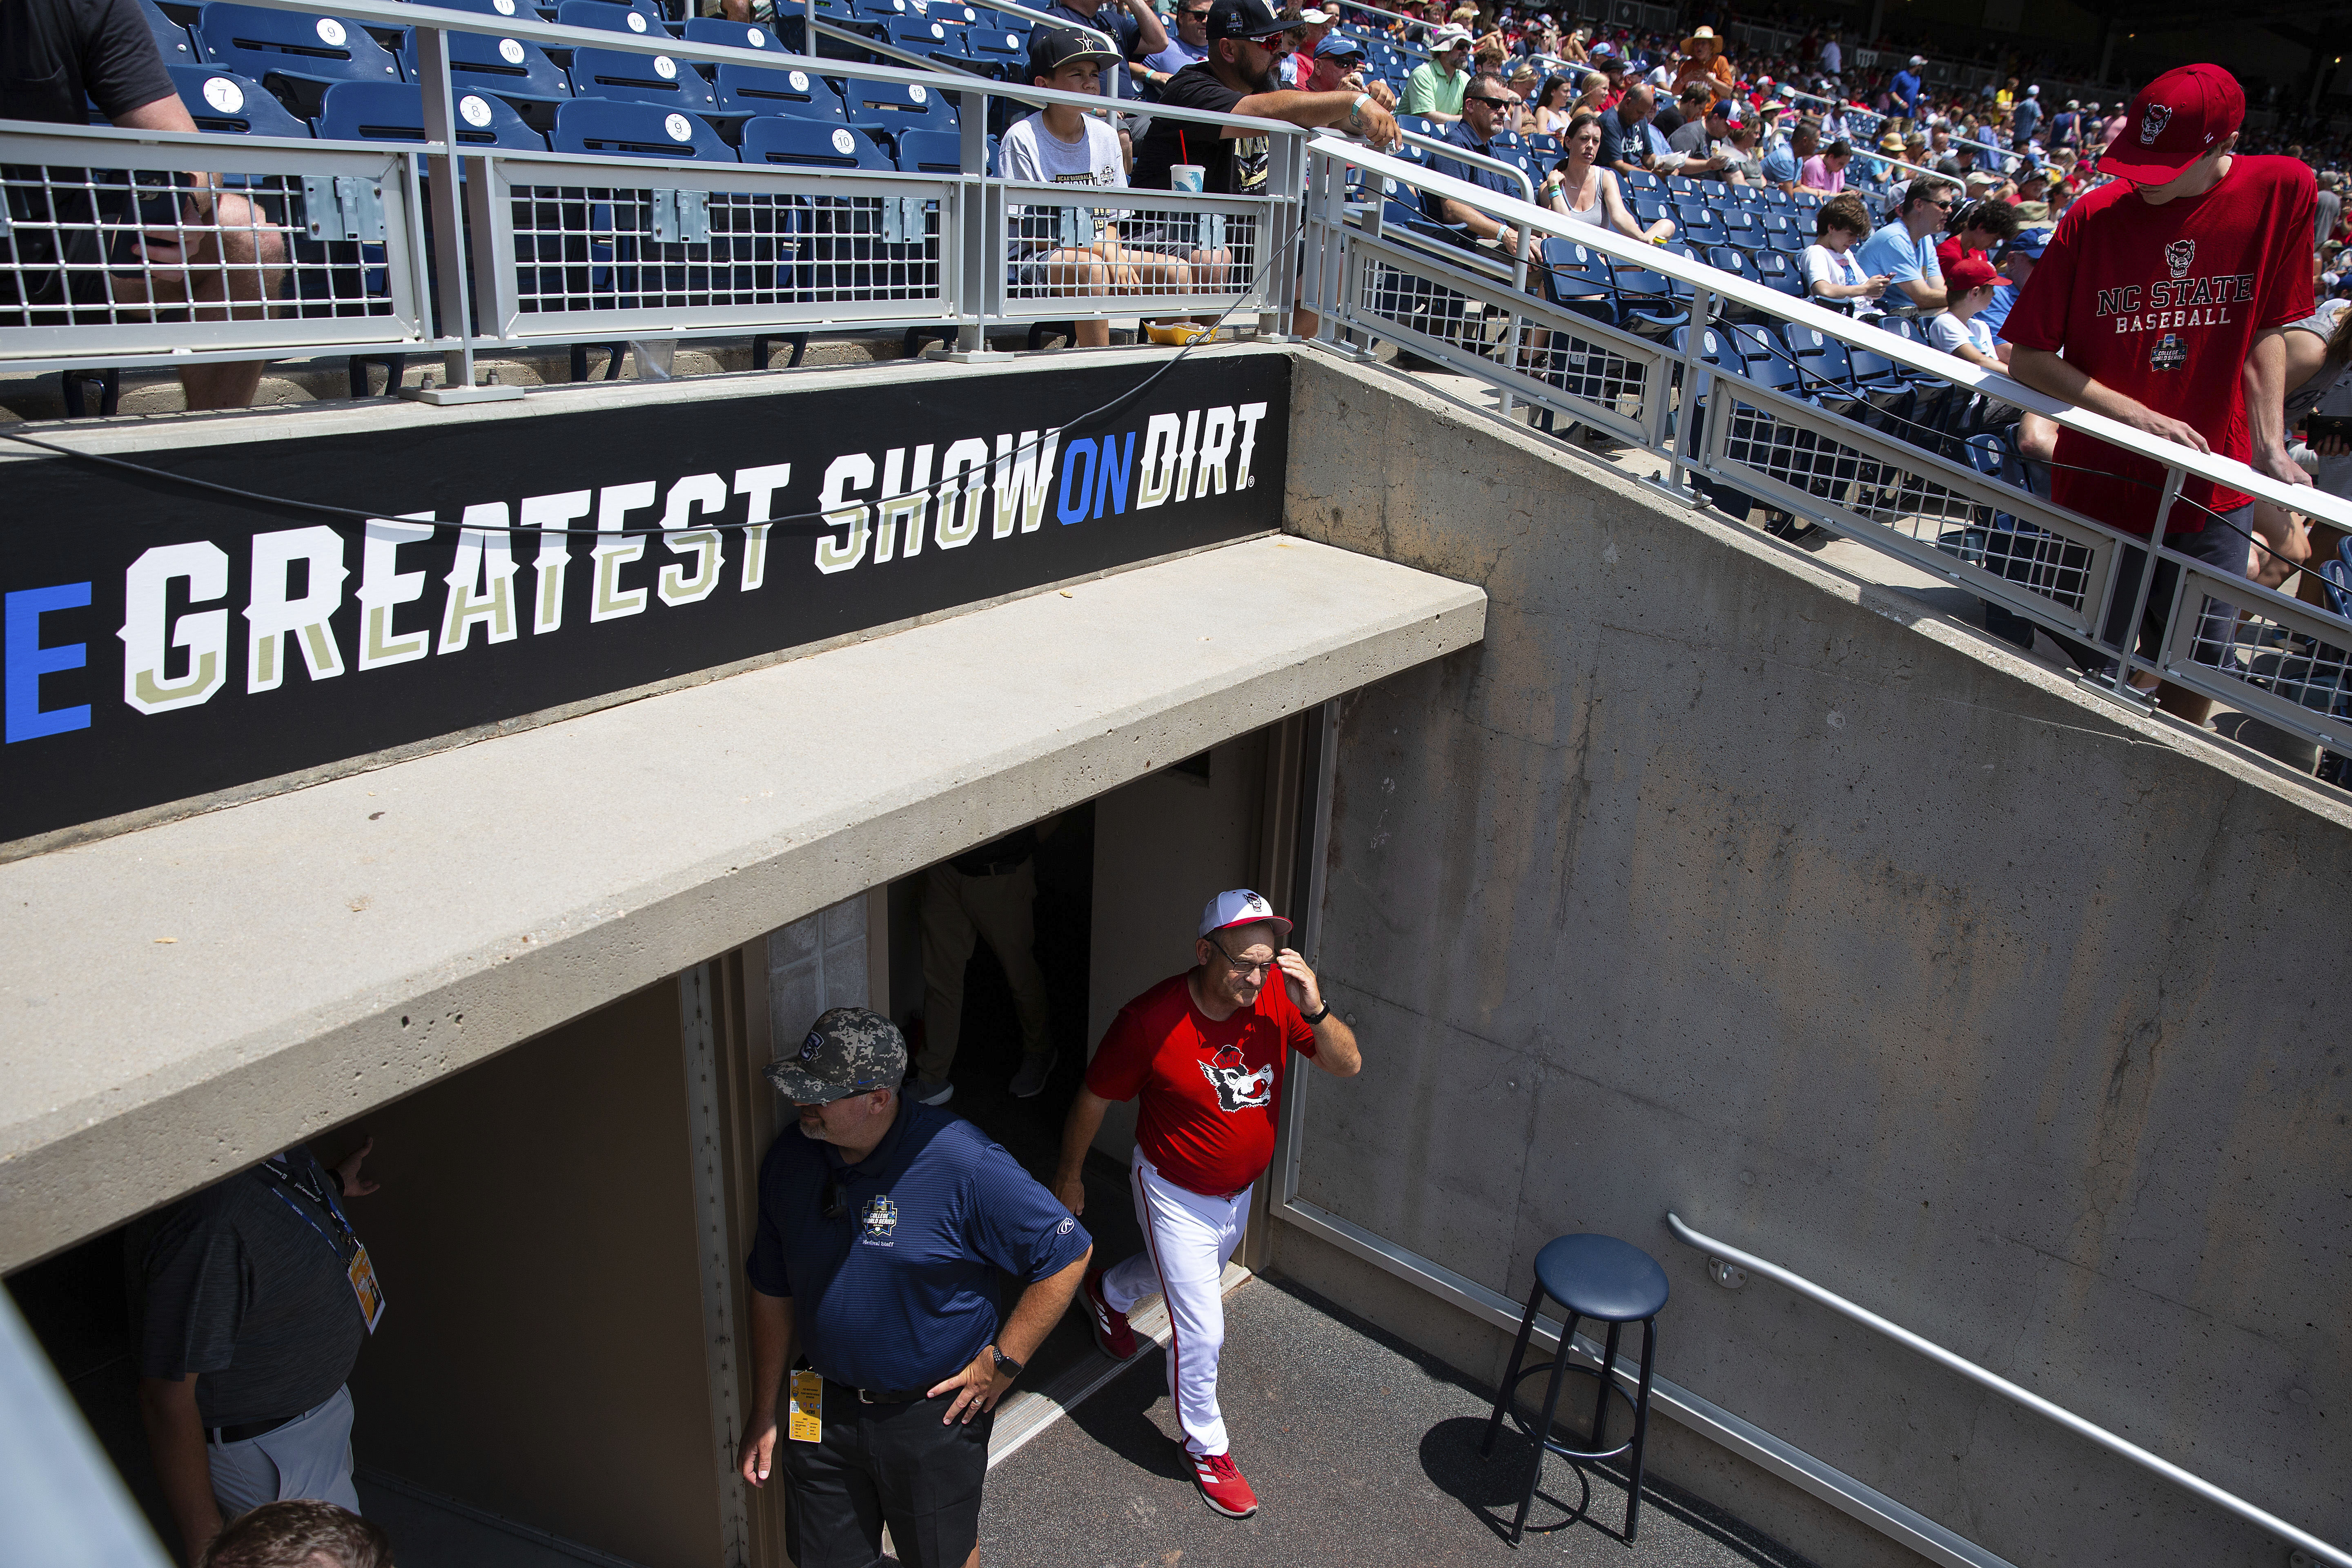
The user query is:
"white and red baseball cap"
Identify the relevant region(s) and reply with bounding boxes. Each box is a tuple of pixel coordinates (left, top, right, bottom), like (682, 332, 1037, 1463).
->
(1199, 889, 1293, 940)
(2099, 64, 2243, 185)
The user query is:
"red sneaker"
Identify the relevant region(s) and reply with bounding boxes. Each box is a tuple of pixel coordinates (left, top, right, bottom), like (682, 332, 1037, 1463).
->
(1190, 1450, 1258, 1519)
(1082, 1266, 1136, 1360)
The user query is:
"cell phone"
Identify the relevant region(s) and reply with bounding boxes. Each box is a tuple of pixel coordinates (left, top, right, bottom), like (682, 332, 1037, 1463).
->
(2303, 414, 2352, 443)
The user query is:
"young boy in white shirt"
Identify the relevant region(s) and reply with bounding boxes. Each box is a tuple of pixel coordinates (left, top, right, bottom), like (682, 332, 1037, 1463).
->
(1002, 25, 1190, 346)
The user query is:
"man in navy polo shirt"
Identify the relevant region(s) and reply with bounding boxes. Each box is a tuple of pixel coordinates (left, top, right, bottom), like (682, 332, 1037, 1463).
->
(1425, 72, 1528, 256)
(739, 1007, 1091, 1568)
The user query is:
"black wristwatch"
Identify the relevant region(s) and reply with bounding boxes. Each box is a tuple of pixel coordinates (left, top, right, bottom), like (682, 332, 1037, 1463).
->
(990, 1345, 1023, 1378)
(1302, 1001, 1331, 1026)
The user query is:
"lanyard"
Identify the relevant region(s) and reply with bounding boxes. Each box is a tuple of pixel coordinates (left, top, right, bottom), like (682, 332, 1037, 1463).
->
(259, 1156, 358, 1263)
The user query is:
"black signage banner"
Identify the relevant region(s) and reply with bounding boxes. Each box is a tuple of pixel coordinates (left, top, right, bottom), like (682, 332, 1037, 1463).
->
(1, 353, 1293, 845)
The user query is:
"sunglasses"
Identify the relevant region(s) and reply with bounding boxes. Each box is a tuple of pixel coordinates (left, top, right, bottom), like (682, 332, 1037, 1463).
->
(1466, 94, 1511, 107)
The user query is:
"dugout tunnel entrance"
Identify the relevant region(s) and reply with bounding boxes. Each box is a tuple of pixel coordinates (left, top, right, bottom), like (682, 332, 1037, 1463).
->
(1, 715, 1341, 1568)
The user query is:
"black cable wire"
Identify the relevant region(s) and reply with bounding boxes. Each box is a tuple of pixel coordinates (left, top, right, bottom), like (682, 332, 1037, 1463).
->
(0, 248, 1272, 539)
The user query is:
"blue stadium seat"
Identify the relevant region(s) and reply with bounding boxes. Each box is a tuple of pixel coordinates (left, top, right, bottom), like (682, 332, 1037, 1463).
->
(893, 126, 989, 173)
(316, 79, 546, 147)
(439, 31, 573, 125)
(837, 76, 957, 130)
(679, 15, 778, 51)
(550, 96, 736, 156)
(881, 13, 965, 66)
(964, 18, 1025, 73)
(169, 64, 314, 135)
(739, 114, 890, 169)
(403, 0, 539, 17)
(568, 46, 720, 110)
(140, 0, 203, 65)
(196, 4, 405, 116)
(552, 0, 667, 34)
(715, 63, 847, 119)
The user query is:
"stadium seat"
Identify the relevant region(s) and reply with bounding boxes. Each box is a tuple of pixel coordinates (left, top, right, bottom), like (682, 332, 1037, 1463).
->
(739, 115, 891, 169)
(679, 15, 778, 51)
(837, 77, 957, 130)
(169, 63, 313, 136)
(140, 0, 203, 65)
(316, 78, 546, 147)
(964, 20, 1026, 74)
(388, 28, 573, 125)
(402, 0, 542, 17)
(552, 0, 667, 35)
(550, 96, 736, 156)
(569, 45, 720, 110)
(893, 126, 990, 174)
(715, 63, 847, 119)
(196, 3, 405, 116)
(881, 13, 968, 68)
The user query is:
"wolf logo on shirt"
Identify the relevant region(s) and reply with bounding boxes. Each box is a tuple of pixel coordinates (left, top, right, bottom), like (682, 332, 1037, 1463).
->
(2140, 102, 2173, 146)
(1200, 1057, 1275, 1111)
(2165, 238, 2196, 280)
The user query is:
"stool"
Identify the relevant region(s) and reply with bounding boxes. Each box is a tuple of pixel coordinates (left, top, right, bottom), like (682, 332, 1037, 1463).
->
(1480, 1232, 1667, 1546)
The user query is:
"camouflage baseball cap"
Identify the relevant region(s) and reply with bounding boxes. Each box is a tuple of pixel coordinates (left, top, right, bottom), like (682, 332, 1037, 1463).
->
(764, 1007, 908, 1103)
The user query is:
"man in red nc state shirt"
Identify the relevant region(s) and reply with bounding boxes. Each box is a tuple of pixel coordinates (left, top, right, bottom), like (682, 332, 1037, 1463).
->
(2001, 63, 2316, 722)
(1051, 889, 1361, 1521)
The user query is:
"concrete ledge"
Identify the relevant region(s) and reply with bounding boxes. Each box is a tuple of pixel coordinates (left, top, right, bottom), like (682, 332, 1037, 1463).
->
(0, 534, 1485, 1270)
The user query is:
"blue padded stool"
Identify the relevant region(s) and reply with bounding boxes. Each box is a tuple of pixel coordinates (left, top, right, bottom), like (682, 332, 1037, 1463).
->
(1480, 1232, 1667, 1546)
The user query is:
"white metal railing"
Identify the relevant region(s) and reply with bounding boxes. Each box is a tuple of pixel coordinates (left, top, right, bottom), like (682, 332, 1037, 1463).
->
(1667, 1214, 2352, 1568)
(1299, 134, 2352, 765)
(0, 0, 1305, 384)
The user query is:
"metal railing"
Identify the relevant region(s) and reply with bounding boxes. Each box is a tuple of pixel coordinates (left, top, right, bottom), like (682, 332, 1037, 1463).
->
(1666, 1213, 2352, 1568)
(1297, 134, 2352, 765)
(0, 0, 1305, 385)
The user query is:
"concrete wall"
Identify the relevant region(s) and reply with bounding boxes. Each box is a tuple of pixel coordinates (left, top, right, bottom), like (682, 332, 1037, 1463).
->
(346, 980, 723, 1567)
(1273, 353, 2352, 1568)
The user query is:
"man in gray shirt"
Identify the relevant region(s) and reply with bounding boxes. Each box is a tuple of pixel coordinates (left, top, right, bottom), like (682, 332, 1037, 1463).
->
(2316, 171, 2342, 259)
(1667, 95, 1737, 180)
(137, 1143, 382, 1566)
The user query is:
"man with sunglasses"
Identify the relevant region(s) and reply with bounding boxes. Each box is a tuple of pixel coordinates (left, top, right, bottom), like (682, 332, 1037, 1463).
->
(740, 1008, 1092, 1568)
(1855, 173, 1958, 312)
(1138, 0, 1212, 90)
(1051, 890, 1361, 1521)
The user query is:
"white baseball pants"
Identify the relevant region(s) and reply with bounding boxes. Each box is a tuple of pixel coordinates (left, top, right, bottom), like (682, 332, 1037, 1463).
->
(1101, 1149, 1250, 1457)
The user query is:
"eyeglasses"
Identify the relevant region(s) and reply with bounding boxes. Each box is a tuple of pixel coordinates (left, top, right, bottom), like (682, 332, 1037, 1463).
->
(1207, 935, 1280, 979)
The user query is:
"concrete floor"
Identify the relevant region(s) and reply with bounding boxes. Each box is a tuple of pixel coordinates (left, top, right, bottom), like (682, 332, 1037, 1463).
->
(980, 1273, 1814, 1568)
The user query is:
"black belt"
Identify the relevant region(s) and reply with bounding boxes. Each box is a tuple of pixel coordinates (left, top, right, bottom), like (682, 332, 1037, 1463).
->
(207, 1412, 298, 1445)
(821, 1376, 943, 1407)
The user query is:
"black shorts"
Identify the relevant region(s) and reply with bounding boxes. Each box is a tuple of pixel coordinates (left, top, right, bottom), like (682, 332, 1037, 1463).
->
(0, 166, 193, 325)
(781, 1379, 993, 1568)
(2098, 503, 2250, 658)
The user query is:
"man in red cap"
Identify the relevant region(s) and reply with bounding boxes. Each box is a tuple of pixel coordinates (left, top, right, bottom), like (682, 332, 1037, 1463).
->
(1049, 889, 1360, 1521)
(2001, 63, 2316, 720)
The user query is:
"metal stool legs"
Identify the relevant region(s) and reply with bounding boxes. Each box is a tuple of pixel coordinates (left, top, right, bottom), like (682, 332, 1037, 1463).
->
(1479, 1281, 1661, 1546)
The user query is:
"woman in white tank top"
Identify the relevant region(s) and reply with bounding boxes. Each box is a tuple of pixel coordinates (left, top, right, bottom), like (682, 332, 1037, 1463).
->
(1537, 111, 1676, 245)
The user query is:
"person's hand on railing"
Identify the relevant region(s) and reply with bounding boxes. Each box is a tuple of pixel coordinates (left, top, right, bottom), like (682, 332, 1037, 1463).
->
(1350, 94, 1403, 152)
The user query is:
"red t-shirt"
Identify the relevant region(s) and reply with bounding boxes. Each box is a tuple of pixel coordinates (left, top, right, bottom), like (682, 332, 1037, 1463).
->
(1085, 972, 1318, 1197)
(1999, 155, 2315, 535)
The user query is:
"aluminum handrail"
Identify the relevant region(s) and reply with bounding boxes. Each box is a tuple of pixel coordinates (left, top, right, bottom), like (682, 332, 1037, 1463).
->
(1666, 1214, 2352, 1568)
(1781, 86, 2027, 172)
(1313, 138, 2352, 536)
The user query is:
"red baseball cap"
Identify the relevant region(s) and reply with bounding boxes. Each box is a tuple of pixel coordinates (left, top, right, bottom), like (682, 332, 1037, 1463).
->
(1944, 255, 1999, 293)
(2098, 64, 2243, 185)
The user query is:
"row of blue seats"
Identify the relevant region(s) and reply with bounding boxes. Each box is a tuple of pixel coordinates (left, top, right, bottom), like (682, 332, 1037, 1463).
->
(172, 66, 982, 167)
(137, 0, 1015, 128)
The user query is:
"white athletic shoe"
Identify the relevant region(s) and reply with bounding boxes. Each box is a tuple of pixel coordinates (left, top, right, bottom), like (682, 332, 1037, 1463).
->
(909, 1076, 955, 1106)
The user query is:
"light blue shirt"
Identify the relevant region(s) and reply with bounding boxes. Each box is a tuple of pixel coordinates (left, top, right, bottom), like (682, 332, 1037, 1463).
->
(1856, 222, 1940, 292)
(1761, 142, 1797, 185)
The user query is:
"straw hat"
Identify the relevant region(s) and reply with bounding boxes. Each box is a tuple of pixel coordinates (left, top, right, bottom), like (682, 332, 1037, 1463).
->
(1681, 24, 1721, 53)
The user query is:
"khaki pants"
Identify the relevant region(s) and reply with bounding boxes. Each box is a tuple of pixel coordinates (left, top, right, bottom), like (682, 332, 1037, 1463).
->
(918, 861, 1051, 1081)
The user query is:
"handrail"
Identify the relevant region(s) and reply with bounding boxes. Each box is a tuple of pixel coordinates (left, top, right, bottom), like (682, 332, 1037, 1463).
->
(1780, 85, 2032, 174)
(1665, 1214, 2352, 1568)
(1313, 137, 2352, 535)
